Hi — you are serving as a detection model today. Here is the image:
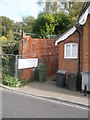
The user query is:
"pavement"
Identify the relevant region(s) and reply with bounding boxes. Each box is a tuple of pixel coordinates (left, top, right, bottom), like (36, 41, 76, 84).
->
(0, 75, 89, 107)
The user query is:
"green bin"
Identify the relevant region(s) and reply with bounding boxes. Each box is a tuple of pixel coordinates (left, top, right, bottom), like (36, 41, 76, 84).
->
(39, 60, 47, 82)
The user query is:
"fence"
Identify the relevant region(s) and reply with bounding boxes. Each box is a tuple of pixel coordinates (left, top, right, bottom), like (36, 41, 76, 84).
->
(1, 54, 17, 82)
(1, 54, 58, 82)
(1, 53, 58, 82)
(1, 54, 35, 82)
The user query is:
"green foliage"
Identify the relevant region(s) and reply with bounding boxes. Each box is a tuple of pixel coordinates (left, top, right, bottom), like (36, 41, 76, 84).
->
(2, 41, 19, 86)
(0, 36, 7, 45)
(1, 53, 20, 87)
(13, 22, 22, 40)
(2, 40, 19, 53)
(54, 12, 72, 34)
(68, 2, 84, 23)
(0, 16, 13, 37)
(2, 75, 20, 87)
(37, 1, 84, 24)
(0, 16, 23, 41)
(1, 50, 20, 87)
(61, 2, 84, 23)
(2, 54, 15, 77)
(33, 13, 56, 38)
(22, 16, 35, 33)
(7, 30, 14, 41)
(33, 12, 72, 38)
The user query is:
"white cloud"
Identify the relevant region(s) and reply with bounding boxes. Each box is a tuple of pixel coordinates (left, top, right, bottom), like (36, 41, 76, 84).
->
(0, 0, 41, 22)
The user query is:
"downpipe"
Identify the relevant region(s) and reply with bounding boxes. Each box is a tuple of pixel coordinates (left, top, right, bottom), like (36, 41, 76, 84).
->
(75, 22, 81, 91)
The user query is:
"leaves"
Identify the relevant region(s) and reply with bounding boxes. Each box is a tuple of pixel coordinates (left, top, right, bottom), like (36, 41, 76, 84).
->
(7, 30, 14, 41)
(22, 16, 35, 33)
(0, 36, 7, 45)
(0, 16, 13, 37)
(33, 13, 56, 38)
(2, 75, 21, 87)
(33, 12, 72, 38)
(68, 2, 84, 23)
(37, 1, 84, 24)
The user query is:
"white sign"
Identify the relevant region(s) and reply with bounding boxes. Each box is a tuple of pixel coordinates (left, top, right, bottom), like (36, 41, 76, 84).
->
(18, 58, 38, 69)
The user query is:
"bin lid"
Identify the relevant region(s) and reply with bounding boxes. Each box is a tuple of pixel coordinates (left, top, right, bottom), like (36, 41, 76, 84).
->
(68, 73, 78, 77)
(57, 70, 66, 74)
(81, 71, 90, 75)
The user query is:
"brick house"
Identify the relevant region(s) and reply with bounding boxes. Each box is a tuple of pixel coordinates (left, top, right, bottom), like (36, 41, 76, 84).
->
(55, 2, 90, 89)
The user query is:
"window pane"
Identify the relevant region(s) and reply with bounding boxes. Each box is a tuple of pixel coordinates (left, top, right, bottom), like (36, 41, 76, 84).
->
(66, 45, 71, 57)
(72, 44, 78, 58)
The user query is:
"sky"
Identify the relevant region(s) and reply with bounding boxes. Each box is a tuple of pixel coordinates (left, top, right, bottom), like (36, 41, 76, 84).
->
(0, 0, 43, 22)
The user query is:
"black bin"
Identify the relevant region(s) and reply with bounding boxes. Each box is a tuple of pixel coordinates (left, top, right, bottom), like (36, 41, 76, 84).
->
(56, 70, 66, 87)
(33, 67, 39, 81)
(68, 73, 79, 91)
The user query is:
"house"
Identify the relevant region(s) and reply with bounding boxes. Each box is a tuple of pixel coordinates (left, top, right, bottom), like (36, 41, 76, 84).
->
(19, 36, 58, 80)
(55, 2, 90, 89)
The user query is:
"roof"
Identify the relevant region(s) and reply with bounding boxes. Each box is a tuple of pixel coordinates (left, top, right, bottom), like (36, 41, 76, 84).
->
(55, 2, 90, 46)
(77, 2, 90, 22)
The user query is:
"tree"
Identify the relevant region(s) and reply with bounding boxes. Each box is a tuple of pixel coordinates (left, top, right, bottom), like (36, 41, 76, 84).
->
(0, 16, 13, 37)
(0, 16, 24, 41)
(13, 22, 22, 40)
(68, 2, 84, 23)
(54, 12, 72, 34)
(7, 30, 14, 41)
(22, 16, 35, 33)
(33, 13, 56, 38)
(38, 0, 59, 14)
(32, 12, 72, 38)
(37, 1, 84, 23)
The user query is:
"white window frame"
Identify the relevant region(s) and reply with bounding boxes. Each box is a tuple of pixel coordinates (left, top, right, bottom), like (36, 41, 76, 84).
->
(64, 43, 78, 59)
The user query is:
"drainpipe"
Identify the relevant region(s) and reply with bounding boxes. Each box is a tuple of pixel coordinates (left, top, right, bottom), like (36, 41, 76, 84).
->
(76, 29, 81, 75)
(75, 22, 81, 75)
(75, 22, 82, 90)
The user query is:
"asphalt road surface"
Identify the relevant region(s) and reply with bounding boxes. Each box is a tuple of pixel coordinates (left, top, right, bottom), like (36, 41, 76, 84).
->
(0, 87, 89, 118)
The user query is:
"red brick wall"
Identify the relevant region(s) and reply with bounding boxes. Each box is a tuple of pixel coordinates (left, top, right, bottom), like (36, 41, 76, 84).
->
(88, 15, 90, 71)
(83, 15, 89, 72)
(58, 14, 90, 86)
(19, 37, 58, 80)
(19, 37, 33, 80)
(58, 29, 83, 73)
(83, 15, 90, 72)
(58, 28, 83, 86)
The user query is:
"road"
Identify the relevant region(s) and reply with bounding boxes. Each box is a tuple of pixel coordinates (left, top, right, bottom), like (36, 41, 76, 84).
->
(0, 87, 89, 118)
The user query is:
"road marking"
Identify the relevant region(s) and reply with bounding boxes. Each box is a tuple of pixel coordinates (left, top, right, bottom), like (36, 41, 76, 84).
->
(1, 87, 89, 111)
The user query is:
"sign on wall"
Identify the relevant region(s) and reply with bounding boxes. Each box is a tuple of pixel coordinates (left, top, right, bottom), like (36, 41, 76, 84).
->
(18, 58, 38, 69)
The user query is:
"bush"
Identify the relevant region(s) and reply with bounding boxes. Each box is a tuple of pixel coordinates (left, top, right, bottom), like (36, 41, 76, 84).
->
(2, 75, 21, 87)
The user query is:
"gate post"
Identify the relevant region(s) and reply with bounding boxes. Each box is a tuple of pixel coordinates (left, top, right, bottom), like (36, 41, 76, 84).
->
(15, 55, 18, 82)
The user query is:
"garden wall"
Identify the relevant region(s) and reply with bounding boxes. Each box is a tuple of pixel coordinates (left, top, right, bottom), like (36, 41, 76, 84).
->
(19, 36, 58, 80)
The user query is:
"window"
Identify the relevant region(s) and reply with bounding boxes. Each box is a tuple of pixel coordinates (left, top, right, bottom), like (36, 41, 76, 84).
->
(64, 43, 78, 59)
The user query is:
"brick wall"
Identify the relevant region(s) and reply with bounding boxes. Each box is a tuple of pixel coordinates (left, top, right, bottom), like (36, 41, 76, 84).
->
(83, 15, 90, 72)
(19, 37, 33, 80)
(58, 28, 83, 86)
(58, 14, 90, 86)
(19, 37, 58, 80)
(88, 15, 90, 71)
(58, 29, 83, 73)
